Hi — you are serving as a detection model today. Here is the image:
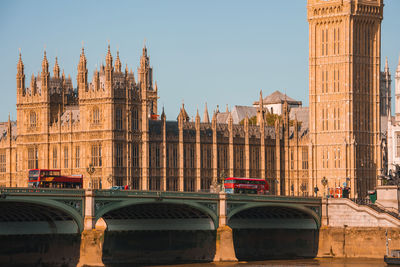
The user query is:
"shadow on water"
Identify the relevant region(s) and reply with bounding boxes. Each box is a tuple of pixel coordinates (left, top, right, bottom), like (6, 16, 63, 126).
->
(0, 234, 81, 267)
(102, 230, 216, 266)
(233, 228, 319, 261)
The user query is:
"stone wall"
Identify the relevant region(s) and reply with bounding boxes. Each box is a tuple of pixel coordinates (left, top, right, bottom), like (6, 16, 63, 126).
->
(321, 198, 400, 227)
(318, 227, 400, 258)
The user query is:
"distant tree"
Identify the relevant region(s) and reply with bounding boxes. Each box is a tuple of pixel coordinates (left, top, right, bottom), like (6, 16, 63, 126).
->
(239, 113, 301, 128)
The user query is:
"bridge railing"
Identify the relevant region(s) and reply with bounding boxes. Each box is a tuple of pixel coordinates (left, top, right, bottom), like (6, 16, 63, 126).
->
(0, 187, 85, 196)
(227, 193, 322, 203)
(93, 189, 220, 199)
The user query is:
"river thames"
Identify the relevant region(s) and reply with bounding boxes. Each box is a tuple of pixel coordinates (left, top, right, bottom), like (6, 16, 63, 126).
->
(107, 258, 386, 267)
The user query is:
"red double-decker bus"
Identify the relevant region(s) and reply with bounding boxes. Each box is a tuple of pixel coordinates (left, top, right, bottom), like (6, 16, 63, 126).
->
(28, 169, 83, 189)
(224, 177, 269, 194)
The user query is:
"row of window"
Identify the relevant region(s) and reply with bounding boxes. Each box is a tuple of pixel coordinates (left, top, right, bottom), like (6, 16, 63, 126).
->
(91, 107, 140, 130)
(321, 147, 341, 169)
(321, 107, 341, 131)
(321, 68, 341, 93)
(28, 145, 102, 170)
(321, 27, 341, 56)
(290, 148, 309, 170)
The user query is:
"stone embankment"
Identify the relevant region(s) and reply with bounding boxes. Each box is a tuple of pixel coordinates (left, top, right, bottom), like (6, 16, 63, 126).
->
(318, 198, 400, 258)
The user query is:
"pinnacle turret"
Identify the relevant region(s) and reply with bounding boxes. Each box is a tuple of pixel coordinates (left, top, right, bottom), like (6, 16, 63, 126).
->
(17, 53, 24, 75)
(115, 51, 121, 72)
(42, 50, 49, 73)
(203, 102, 210, 123)
(53, 57, 60, 78)
(106, 45, 113, 67)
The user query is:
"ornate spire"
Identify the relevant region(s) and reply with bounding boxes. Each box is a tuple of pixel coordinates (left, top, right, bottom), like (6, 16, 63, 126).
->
(385, 57, 389, 72)
(53, 57, 60, 78)
(155, 81, 158, 92)
(161, 106, 166, 120)
(115, 50, 121, 72)
(17, 52, 24, 74)
(42, 50, 49, 73)
(226, 104, 229, 113)
(203, 102, 210, 123)
(79, 47, 87, 69)
(106, 45, 113, 67)
(196, 108, 200, 118)
(177, 102, 189, 122)
(30, 74, 37, 94)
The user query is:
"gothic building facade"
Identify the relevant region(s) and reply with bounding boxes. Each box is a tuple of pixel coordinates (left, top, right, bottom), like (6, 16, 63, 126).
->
(0, 0, 387, 199)
(0, 46, 310, 196)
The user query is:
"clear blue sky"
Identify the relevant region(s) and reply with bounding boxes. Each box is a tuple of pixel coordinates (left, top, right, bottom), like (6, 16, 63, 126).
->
(0, 0, 399, 122)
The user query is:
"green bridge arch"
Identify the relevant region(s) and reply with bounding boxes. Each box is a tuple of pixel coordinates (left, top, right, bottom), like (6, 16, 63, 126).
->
(0, 197, 85, 233)
(227, 202, 321, 229)
(94, 198, 219, 229)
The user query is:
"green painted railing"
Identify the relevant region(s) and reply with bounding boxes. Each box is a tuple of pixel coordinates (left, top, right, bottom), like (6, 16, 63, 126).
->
(94, 189, 220, 199)
(0, 187, 85, 196)
(226, 193, 322, 203)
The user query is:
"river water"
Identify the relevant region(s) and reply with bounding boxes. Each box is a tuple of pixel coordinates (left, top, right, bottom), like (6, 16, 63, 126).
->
(108, 258, 386, 267)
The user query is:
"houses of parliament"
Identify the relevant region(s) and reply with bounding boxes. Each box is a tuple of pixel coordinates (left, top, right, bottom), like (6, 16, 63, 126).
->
(0, 0, 387, 199)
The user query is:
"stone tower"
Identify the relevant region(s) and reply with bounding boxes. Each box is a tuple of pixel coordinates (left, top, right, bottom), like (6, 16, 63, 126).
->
(307, 0, 383, 198)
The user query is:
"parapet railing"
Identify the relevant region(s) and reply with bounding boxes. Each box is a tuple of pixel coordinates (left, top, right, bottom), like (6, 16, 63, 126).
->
(93, 189, 220, 200)
(0, 187, 85, 196)
(349, 197, 400, 220)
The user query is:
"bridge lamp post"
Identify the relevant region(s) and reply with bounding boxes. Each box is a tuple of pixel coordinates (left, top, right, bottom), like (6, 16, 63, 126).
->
(300, 183, 306, 197)
(86, 164, 95, 189)
(321, 177, 328, 198)
(219, 171, 226, 193)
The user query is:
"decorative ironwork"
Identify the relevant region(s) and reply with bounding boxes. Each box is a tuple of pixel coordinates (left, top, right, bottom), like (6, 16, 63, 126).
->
(56, 200, 83, 215)
(199, 202, 217, 213)
(95, 200, 114, 212)
(227, 203, 245, 215)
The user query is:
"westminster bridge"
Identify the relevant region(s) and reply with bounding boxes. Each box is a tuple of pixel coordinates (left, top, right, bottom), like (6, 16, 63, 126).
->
(0, 188, 322, 266)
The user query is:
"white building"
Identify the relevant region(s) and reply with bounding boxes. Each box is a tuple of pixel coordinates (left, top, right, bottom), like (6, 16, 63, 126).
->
(387, 56, 400, 173)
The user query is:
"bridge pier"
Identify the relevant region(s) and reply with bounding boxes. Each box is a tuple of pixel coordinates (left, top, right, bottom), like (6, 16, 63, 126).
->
(77, 189, 105, 267)
(214, 192, 238, 262)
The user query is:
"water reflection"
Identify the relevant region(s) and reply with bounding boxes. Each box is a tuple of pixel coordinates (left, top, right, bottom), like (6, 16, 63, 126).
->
(125, 258, 386, 267)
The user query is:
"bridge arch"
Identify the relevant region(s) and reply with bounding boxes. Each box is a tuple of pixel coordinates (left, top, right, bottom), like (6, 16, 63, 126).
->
(95, 199, 218, 231)
(227, 202, 320, 229)
(0, 198, 84, 234)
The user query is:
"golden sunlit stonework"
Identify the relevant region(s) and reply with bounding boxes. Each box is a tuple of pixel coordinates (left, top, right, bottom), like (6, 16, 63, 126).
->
(307, 0, 384, 198)
(0, 0, 386, 199)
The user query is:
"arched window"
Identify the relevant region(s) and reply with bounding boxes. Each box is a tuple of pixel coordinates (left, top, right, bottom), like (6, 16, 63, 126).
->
(30, 111, 37, 127)
(92, 107, 100, 124)
(116, 108, 122, 130)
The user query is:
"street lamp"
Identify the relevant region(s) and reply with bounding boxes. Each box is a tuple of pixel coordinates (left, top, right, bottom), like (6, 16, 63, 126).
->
(219, 170, 226, 192)
(300, 183, 306, 196)
(321, 176, 328, 198)
(86, 163, 95, 189)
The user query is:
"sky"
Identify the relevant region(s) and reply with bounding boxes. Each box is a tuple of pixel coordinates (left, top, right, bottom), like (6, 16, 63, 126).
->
(0, 0, 399, 122)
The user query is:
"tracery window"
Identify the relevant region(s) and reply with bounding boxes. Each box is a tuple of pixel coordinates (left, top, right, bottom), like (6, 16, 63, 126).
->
(28, 147, 38, 169)
(116, 143, 123, 167)
(116, 108, 122, 130)
(75, 146, 80, 168)
(0, 151, 6, 173)
(64, 147, 68, 168)
(302, 148, 308, 170)
(92, 107, 100, 124)
(91, 144, 102, 167)
(52, 147, 57, 168)
(30, 111, 37, 128)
